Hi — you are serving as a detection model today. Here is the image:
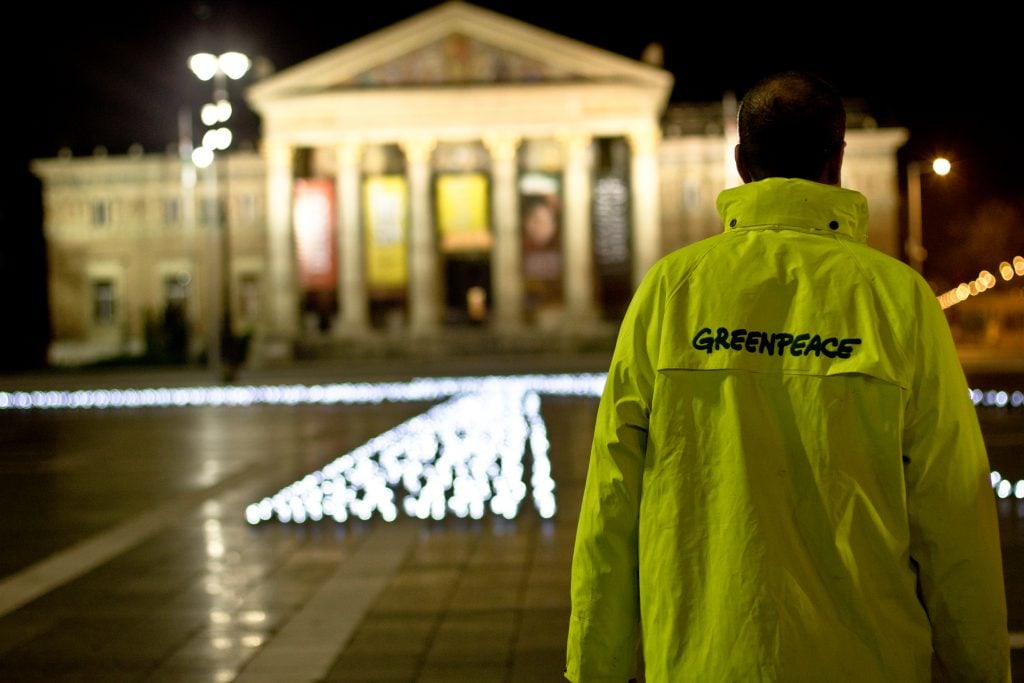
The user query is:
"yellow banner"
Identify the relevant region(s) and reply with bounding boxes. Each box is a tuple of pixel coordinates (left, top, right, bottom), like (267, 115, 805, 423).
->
(363, 176, 408, 290)
(437, 173, 492, 252)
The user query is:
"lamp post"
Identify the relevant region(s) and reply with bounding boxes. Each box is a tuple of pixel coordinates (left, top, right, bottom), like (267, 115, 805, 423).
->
(905, 157, 951, 275)
(187, 51, 251, 380)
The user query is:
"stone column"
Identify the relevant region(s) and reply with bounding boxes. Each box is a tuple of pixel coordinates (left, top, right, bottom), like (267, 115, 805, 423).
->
(561, 131, 597, 326)
(334, 140, 368, 338)
(264, 140, 298, 354)
(483, 133, 522, 331)
(401, 137, 440, 337)
(628, 124, 662, 288)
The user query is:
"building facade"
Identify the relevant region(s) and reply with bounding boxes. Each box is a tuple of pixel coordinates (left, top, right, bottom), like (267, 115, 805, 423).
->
(32, 2, 908, 367)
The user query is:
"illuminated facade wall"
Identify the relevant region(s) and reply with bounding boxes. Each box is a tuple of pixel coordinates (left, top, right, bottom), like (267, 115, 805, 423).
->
(30, 2, 910, 366)
(33, 149, 266, 365)
(32, 119, 909, 366)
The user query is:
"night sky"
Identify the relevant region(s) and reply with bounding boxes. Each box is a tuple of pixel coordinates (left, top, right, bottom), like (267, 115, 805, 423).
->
(6, 0, 1023, 288)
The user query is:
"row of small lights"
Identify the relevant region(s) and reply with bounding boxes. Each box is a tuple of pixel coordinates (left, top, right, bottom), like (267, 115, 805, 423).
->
(938, 255, 1024, 310)
(0, 374, 605, 411)
(922, 160, 1023, 499)
(4, 374, 1014, 410)
(2, 373, 1021, 510)
(245, 389, 556, 525)
(916, 158, 1022, 310)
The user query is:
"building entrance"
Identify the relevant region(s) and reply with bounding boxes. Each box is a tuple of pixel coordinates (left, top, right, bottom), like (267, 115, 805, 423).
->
(443, 253, 491, 325)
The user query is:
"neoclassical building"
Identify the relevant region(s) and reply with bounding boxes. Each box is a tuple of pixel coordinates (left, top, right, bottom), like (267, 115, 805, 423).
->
(32, 2, 907, 367)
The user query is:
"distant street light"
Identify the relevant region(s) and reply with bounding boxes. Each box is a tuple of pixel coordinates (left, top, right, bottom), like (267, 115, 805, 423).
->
(188, 52, 251, 169)
(186, 51, 251, 380)
(906, 157, 951, 275)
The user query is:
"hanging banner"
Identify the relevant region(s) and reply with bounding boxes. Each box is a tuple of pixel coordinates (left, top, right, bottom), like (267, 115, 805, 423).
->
(592, 173, 633, 318)
(593, 175, 631, 276)
(292, 178, 337, 292)
(437, 173, 492, 252)
(519, 171, 563, 306)
(363, 175, 408, 291)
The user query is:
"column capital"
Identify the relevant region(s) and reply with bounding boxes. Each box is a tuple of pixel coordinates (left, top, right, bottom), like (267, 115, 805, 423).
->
(335, 140, 363, 167)
(558, 130, 592, 156)
(264, 138, 292, 166)
(625, 125, 661, 156)
(399, 137, 437, 165)
(482, 133, 521, 163)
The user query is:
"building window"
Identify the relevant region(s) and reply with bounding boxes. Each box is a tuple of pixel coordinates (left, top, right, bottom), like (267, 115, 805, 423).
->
(165, 198, 180, 227)
(239, 194, 257, 225)
(165, 273, 190, 309)
(237, 272, 261, 327)
(683, 180, 701, 210)
(92, 200, 109, 227)
(93, 279, 116, 325)
(200, 198, 224, 225)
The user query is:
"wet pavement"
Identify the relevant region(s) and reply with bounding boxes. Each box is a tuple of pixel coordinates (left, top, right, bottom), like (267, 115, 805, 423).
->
(0, 351, 1021, 681)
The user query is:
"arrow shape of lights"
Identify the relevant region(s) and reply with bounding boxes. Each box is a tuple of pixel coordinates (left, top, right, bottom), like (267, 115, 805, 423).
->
(245, 388, 556, 525)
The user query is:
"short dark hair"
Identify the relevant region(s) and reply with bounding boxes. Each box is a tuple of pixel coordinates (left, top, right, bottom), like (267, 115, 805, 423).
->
(736, 70, 846, 181)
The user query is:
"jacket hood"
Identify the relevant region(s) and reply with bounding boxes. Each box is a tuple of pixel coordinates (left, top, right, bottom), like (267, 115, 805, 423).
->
(716, 178, 870, 243)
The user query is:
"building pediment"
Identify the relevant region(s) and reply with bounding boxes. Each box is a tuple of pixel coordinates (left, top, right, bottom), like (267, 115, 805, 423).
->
(340, 33, 577, 89)
(247, 1, 672, 105)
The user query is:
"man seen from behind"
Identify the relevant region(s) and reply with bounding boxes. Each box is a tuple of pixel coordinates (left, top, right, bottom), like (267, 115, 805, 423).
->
(565, 70, 1010, 682)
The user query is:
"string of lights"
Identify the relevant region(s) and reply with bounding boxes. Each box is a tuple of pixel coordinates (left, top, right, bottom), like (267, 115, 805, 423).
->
(938, 255, 1024, 309)
(0, 373, 606, 411)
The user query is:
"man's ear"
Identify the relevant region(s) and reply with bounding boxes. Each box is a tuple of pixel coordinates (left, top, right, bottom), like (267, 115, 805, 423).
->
(734, 144, 753, 184)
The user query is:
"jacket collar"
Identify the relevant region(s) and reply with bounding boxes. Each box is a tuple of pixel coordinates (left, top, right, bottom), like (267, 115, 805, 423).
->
(716, 178, 870, 243)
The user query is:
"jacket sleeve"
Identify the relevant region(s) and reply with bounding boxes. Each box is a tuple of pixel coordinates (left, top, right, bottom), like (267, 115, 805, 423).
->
(566, 266, 663, 682)
(903, 283, 1011, 681)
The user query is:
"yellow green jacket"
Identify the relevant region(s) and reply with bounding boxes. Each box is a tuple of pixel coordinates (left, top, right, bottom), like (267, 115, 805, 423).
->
(566, 178, 1010, 682)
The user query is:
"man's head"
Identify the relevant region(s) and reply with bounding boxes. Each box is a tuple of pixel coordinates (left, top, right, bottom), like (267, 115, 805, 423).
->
(735, 70, 846, 185)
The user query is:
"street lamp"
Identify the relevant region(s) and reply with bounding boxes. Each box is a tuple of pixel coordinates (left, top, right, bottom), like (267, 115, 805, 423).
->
(187, 51, 251, 381)
(906, 157, 951, 275)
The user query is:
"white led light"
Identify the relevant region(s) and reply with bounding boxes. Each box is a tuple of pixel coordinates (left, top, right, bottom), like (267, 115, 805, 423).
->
(201, 102, 221, 127)
(192, 146, 214, 169)
(215, 100, 232, 123)
(219, 52, 251, 80)
(188, 53, 219, 81)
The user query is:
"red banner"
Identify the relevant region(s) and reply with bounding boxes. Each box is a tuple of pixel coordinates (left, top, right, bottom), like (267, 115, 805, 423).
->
(292, 179, 337, 292)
